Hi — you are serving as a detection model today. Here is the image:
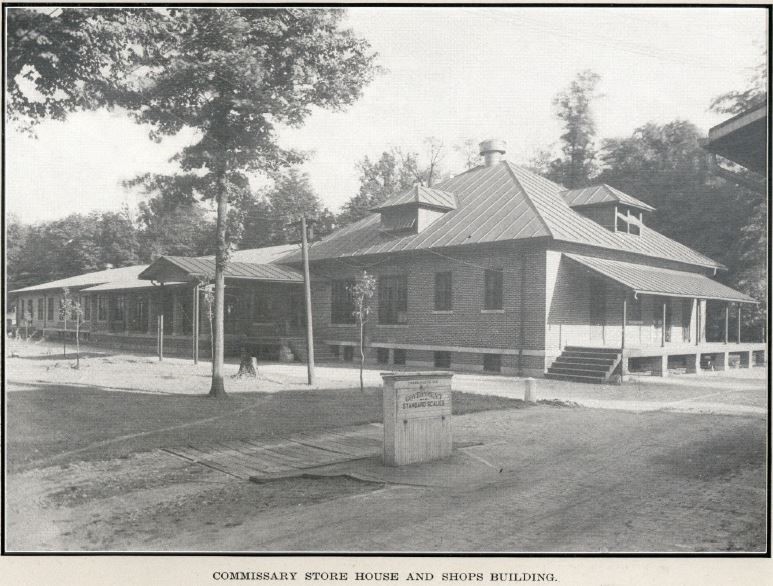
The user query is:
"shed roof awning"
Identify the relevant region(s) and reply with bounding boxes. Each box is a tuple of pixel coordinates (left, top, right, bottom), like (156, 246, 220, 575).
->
(564, 254, 757, 304)
(138, 256, 303, 284)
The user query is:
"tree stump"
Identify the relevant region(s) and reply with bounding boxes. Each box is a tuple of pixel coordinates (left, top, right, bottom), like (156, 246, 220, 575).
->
(236, 346, 258, 378)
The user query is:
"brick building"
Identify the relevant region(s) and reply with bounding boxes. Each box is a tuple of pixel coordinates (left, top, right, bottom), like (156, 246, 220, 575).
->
(10, 140, 766, 381)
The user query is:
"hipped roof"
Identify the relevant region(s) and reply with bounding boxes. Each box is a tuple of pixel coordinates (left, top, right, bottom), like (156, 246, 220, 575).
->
(560, 184, 656, 212)
(371, 185, 459, 212)
(291, 161, 722, 269)
(564, 253, 755, 304)
(10, 265, 149, 294)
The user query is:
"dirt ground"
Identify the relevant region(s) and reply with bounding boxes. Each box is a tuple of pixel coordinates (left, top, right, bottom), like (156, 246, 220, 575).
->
(4, 339, 769, 553)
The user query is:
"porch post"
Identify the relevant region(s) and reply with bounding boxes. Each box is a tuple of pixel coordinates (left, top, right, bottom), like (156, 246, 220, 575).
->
(737, 304, 742, 344)
(724, 303, 729, 344)
(193, 284, 200, 364)
(693, 298, 699, 346)
(661, 300, 666, 347)
(621, 295, 627, 350)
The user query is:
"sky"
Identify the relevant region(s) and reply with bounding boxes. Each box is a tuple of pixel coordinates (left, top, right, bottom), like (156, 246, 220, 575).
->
(6, 6, 768, 224)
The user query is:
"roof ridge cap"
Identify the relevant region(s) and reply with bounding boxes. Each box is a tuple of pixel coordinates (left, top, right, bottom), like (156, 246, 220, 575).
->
(502, 161, 554, 238)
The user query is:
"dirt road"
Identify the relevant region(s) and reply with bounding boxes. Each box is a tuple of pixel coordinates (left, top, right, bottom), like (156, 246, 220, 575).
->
(6, 407, 765, 552)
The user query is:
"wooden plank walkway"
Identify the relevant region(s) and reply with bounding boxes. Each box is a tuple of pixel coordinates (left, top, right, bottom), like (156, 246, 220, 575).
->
(160, 423, 383, 480)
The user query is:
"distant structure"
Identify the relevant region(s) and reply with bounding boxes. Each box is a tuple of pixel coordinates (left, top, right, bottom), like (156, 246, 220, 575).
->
(704, 102, 767, 191)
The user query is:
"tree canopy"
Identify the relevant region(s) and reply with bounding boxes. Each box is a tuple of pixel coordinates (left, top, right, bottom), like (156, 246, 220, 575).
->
(6, 7, 166, 130)
(534, 70, 602, 188)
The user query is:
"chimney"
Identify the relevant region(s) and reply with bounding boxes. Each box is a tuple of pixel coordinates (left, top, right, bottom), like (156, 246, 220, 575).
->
(479, 139, 506, 167)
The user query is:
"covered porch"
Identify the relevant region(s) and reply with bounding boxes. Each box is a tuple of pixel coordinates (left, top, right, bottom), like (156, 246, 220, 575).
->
(107, 255, 308, 360)
(547, 254, 765, 381)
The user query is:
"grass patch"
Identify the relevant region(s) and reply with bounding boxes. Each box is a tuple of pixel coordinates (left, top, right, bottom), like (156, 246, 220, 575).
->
(7, 384, 525, 472)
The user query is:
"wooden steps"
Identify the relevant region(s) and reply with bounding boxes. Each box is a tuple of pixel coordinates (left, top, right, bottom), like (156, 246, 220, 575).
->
(546, 346, 622, 384)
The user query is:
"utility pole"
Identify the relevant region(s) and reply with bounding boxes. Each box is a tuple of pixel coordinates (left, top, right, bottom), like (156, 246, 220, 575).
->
(301, 217, 316, 385)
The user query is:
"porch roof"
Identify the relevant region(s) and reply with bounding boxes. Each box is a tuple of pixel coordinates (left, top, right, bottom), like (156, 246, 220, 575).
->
(564, 253, 757, 304)
(138, 256, 303, 284)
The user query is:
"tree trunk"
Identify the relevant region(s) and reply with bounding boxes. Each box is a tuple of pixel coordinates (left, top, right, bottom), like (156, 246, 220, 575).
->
(236, 345, 258, 378)
(209, 178, 228, 398)
(75, 320, 80, 369)
(63, 317, 67, 358)
(359, 320, 364, 392)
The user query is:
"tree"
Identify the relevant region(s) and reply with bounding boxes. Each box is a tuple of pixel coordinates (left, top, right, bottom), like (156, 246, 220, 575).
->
(262, 169, 331, 244)
(6, 215, 31, 292)
(121, 9, 376, 398)
(349, 270, 377, 392)
(338, 149, 421, 226)
(540, 70, 603, 188)
(596, 120, 767, 333)
(60, 287, 83, 367)
(454, 138, 481, 170)
(9, 8, 377, 398)
(6, 7, 167, 131)
(97, 208, 140, 267)
(710, 50, 767, 115)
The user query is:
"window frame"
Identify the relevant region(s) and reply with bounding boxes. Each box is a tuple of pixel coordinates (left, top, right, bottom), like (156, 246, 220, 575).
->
(483, 353, 502, 373)
(378, 274, 408, 325)
(434, 271, 453, 311)
(434, 350, 451, 369)
(484, 268, 504, 311)
(392, 349, 406, 365)
(589, 278, 606, 325)
(331, 279, 356, 325)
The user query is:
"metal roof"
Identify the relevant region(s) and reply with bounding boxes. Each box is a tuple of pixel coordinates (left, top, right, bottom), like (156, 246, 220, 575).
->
(139, 256, 303, 283)
(222, 243, 299, 264)
(705, 103, 767, 175)
(80, 280, 186, 293)
(10, 265, 149, 294)
(564, 253, 755, 303)
(560, 184, 656, 212)
(296, 161, 722, 269)
(371, 185, 458, 211)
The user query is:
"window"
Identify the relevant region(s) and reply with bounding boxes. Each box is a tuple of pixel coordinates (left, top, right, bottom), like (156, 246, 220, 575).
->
(343, 346, 354, 362)
(26, 299, 33, 320)
(47, 297, 54, 321)
(331, 280, 355, 324)
(330, 345, 340, 359)
(289, 289, 305, 327)
(434, 351, 451, 368)
(131, 295, 148, 332)
(84, 296, 91, 321)
(681, 298, 692, 342)
(434, 271, 452, 311)
(37, 298, 44, 320)
(626, 296, 642, 323)
(111, 295, 126, 322)
(378, 274, 408, 324)
(393, 349, 406, 365)
(589, 278, 606, 325)
(376, 348, 390, 364)
(253, 292, 273, 322)
(97, 296, 108, 321)
(484, 269, 504, 310)
(483, 354, 502, 373)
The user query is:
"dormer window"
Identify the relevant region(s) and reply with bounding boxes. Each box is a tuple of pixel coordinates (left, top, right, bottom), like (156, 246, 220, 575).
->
(372, 185, 458, 234)
(615, 206, 643, 236)
(560, 184, 654, 236)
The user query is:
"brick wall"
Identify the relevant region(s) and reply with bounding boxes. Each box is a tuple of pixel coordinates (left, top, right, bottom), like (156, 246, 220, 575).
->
(309, 241, 548, 376)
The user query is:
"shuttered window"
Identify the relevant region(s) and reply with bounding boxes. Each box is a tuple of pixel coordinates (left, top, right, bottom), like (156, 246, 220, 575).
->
(484, 269, 503, 310)
(378, 274, 408, 324)
(434, 272, 452, 311)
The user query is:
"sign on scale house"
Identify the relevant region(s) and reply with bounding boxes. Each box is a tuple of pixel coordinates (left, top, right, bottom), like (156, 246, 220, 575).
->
(381, 371, 453, 466)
